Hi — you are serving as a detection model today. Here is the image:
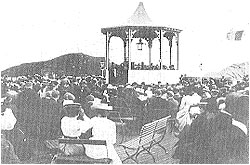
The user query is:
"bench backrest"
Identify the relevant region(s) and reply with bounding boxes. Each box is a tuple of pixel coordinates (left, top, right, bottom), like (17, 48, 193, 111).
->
(138, 120, 158, 146)
(138, 115, 172, 146)
(155, 115, 171, 133)
(58, 138, 109, 158)
(58, 138, 107, 146)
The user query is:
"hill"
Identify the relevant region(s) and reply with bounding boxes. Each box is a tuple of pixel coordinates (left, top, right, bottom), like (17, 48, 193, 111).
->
(1, 53, 105, 77)
(204, 62, 249, 80)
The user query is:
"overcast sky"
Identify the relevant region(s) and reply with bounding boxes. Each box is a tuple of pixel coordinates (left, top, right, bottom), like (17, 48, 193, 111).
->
(0, 0, 249, 74)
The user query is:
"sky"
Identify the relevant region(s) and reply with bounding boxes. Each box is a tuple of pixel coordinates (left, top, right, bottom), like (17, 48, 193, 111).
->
(0, 0, 249, 75)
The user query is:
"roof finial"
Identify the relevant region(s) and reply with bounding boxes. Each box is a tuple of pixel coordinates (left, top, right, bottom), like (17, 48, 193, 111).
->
(126, 1, 152, 25)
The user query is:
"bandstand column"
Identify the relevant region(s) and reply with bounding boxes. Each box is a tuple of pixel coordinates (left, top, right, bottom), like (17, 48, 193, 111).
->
(128, 28, 132, 70)
(159, 29, 162, 70)
(105, 32, 110, 83)
(123, 40, 127, 62)
(176, 33, 179, 70)
(169, 38, 172, 66)
(148, 38, 153, 65)
(167, 34, 173, 67)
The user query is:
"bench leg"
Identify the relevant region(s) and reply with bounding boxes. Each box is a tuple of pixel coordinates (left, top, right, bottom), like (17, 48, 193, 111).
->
(154, 142, 167, 153)
(134, 146, 155, 163)
(143, 146, 156, 163)
(122, 147, 139, 163)
(119, 124, 125, 144)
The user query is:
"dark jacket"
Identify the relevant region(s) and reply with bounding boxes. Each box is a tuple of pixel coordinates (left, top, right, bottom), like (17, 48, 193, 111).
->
(39, 98, 62, 139)
(15, 88, 42, 137)
(173, 111, 249, 164)
(144, 96, 169, 124)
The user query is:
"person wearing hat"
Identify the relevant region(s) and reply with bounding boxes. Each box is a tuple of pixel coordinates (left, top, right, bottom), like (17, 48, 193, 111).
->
(205, 93, 248, 163)
(145, 85, 153, 98)
(84, 109, 122, 164)
(62, 92, 76, 106)
(1, 99, 17, 131)
(176, 85, 201, 133)
(1, 109, 20, 163)
(60, 102, 91, 155)
(144, 89, 169, 124)
(15, 81, 42, 138)
(166, 91, 179, 118)
(201, 86, 211, 100)
(38, 90, 62, 140)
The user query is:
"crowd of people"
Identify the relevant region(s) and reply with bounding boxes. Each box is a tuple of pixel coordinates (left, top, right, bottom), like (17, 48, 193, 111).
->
(1, 71, 249, 163)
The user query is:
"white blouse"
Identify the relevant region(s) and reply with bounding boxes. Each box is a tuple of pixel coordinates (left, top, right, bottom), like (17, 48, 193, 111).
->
(1, 108, 17, 130)
(60, 116, 91, 137)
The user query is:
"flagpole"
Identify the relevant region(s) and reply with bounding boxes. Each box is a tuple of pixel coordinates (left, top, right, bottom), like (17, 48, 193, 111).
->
(199, 63, 203, 85)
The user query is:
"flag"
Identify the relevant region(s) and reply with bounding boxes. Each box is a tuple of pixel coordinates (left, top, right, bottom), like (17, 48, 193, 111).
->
(227, 30, 244, 40)
(235, 30, 244, 40)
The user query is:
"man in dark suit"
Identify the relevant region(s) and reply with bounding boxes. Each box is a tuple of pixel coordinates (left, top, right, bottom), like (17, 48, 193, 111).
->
(144, 89, 169, 124)
(166, 91, 179, 118)
(38, 90, 62, 140)
(15, 82, 42, 138)
(173, 92, 249, 164)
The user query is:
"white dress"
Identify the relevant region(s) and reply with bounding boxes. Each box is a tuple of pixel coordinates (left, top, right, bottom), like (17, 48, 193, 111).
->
(85, 117, 122, 164)
(60, 116, 91, 155)
(1, 108, 17, 131)
(176, 93, 201, 132)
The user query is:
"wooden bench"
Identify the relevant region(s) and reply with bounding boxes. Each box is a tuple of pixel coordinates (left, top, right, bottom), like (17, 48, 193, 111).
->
(152, 116, 172, 153)
(119, 115, 172, 163)
(45, 138, 112, 164)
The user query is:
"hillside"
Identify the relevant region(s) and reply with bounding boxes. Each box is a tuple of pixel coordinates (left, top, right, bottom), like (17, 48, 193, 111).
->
(1, 53, 105, 77)
(204, 62, 249, 80)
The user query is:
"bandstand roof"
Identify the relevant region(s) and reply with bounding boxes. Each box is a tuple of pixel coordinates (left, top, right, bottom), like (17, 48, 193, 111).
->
(101, 2, 182, 39)
(126, 2, 153, 26)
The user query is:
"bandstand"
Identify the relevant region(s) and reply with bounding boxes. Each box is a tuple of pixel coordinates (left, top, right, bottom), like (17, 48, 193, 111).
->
(101, 2, 182, 84)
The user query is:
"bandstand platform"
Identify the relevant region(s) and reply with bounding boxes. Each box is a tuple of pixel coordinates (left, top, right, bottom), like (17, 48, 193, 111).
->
(128, 70, 181, 84)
